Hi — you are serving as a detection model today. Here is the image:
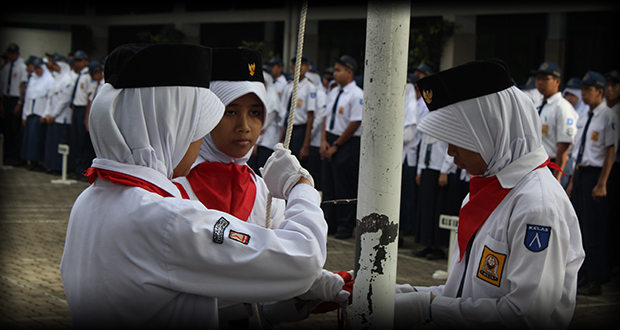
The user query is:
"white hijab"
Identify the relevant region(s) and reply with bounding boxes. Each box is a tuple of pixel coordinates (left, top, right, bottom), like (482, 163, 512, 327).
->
(50, 62, 73, 95)
(417, 86, 542, 177)
(563, 87, 589, 118)
(89, 83, 224, 179)
(198, 80, 268, 165)
(26, 63, 54, 100)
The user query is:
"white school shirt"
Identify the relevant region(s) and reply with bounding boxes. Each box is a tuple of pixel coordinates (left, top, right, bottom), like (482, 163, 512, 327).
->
(310, 83, 327, 148)
(571, 102, 619, 168)
(609, 102, 620, 163)
(69, 67, 91, 107)
(88, 78, 104, 103)
(416, 135, 449, 173)
(256, 82, 282, 150)
(0, 57, 28, 97)
(45, 71, 74, 124)
(537, 92, 578, 158)
(279, 78, 317, 126)
(402, 86, 420, 166)
(273, 74, 288, 100)
(415, 147, 585, 330)
(174, 155, 287, 229)
(22, 70, 54, 119)
(324, 80, 364, 137)
(60, 160, 327, 329)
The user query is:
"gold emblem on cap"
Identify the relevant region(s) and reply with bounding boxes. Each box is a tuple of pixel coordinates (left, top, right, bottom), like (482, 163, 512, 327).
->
(423, 89, 433, 104)
(248, 63, 256, 76)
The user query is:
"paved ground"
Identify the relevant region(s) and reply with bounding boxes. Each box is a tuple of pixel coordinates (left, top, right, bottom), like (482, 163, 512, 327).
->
(0, 165, 618, 329)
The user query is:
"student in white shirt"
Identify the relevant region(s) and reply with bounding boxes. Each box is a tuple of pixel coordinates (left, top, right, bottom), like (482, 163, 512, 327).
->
(320, 55, 363, 239)
(21, 57, 54, 171)
(60, 43, 338, 329)
(566, 71, 619, 296)
(279, 54, 317, 167)
(532, 61, 578, 182)
(394, 59, 584, 329)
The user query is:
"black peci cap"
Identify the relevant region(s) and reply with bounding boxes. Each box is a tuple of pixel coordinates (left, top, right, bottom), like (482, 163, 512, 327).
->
(104, 43, 213, 89)
(416, 58, 514, 111)
(210, 47, 264, 83)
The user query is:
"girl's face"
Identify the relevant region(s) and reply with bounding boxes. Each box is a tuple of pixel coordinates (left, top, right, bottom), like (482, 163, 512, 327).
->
(447, 143, 488, 176)
(210, 93, 265, 158)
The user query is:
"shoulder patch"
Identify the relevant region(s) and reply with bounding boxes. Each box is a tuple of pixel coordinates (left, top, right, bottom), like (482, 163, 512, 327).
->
(524, 224, 551, 252)
(477, 246, 507, 287)
(213, 217, 230, 244)
(310, 92, 316, 98)
(229, 230, 251, 245)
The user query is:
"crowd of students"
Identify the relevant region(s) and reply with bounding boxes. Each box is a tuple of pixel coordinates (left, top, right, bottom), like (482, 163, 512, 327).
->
(2, 40, 618, 308)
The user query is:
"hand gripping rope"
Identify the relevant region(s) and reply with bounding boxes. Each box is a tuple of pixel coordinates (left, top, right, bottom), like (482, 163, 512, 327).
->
(253, 1, 309, 329)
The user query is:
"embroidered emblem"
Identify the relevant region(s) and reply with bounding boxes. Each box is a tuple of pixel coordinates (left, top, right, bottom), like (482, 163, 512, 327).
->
(591, 131, 599, 142)
(567, 118, 574, 125)
(542, 125, 549, 135)
(359, 98, 363, 105)
(248, 63, 256, 76)
(423, 90, 433, 104)
(567, 127, 574, 136)
(310, 92, 316, 98)
(296, 99, 303, 108)
(541, 63, 549, 70)
(229, 230, 251, 245)
(524, 224, 551, 252)
(477, 246, 506, 287)
(213, 217, 229, 244)
(338, 107, 344, 115)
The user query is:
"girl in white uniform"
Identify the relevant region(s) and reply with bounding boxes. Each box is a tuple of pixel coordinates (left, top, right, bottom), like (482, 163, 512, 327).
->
(394, 59, 585, 329)
(42, 57, 74, 172)
(60, 44, 335, 329)
(21, 57, 54, 168)
(171, 47, 350, 326)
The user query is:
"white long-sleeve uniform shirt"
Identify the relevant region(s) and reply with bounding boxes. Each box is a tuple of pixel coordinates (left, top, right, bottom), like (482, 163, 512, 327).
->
(537, 92, 578, 158)
(415, 147, 585, 329)
(60, 160, 327, 329)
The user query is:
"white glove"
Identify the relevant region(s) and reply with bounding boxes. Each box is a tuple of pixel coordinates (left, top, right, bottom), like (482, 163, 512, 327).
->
(394, 291, 432, 329)
(395, 283, 416, 294)
(260, 143, 314, 200)
(298, 269, 349, 303)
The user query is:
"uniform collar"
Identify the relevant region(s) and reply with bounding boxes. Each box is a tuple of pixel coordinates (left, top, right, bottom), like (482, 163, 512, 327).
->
(496, 146, 549, 189)
(91, 158, 184, 198)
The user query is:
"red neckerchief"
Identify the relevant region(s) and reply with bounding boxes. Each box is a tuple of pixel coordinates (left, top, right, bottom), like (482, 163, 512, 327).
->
(186, 161, 257, 222)
(457, 158, 561, 261)
(85, 167, 189, 199)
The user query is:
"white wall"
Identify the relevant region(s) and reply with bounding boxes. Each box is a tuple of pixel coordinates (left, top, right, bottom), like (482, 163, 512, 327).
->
(0, 27, 71, 59)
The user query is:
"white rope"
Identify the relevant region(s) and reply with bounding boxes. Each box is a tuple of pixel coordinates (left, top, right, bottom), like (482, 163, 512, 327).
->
(264, 0, 308, 230)
(254, 2, 309, 329)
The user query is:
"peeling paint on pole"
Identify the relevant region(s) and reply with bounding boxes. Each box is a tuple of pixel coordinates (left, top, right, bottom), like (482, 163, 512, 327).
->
(352, 1, 410, 329)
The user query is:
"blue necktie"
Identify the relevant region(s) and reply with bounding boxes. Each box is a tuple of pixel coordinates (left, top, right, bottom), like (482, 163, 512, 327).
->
(70, 71, 81, 107)
(575, 111, 594, 166)
(537, 99, 547, 115)
(329, 89, 344, 131)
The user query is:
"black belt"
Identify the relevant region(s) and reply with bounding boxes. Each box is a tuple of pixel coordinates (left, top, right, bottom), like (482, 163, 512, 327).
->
(575, 165, 602, 172)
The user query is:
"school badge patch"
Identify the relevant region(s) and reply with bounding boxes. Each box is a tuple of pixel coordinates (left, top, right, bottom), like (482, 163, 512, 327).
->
(229, 230, 251, 245)
(524, 224, 551, 252)
(542, 125, 549, 135)
(477, 246, 506, 287)
(213, 217, 229, 244)
(591, 131, 599, 142)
